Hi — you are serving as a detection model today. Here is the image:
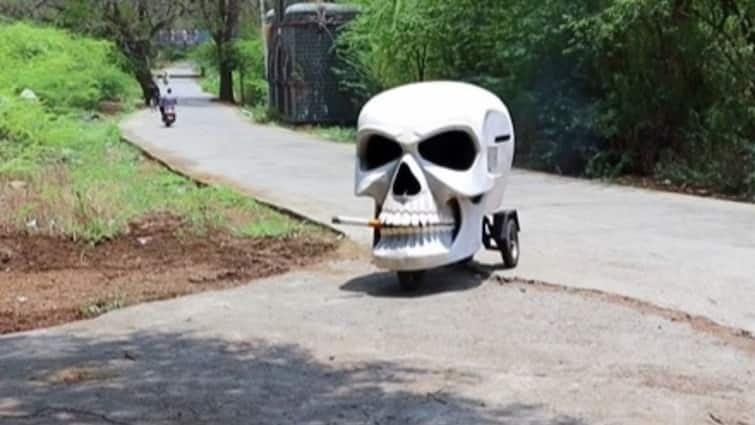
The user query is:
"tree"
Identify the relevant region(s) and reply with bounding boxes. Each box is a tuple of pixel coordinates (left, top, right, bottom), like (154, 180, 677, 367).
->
(195, 0, 243, 102)
(87, 1, 189, 104)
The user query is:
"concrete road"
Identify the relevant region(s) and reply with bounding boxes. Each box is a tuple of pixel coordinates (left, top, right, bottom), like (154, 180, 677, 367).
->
(121, 71, 755, 333)
(1, 260, 753, 424)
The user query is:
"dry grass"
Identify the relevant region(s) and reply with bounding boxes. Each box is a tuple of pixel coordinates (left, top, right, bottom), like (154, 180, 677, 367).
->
(0, 134, 325, 243)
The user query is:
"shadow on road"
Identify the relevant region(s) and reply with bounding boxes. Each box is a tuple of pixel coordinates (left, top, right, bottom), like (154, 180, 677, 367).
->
(340, 264, 491, 298)
(173, 96, 213, 108)
(0, 332, 586, 424)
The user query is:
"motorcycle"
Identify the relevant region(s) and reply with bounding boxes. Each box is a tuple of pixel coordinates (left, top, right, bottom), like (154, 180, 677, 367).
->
(162, 106, 176, 127)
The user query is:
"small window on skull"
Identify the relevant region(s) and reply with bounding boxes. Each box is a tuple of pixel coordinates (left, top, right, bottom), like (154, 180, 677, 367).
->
(418, 131, 477, 171)
(360, 135, 402, 170)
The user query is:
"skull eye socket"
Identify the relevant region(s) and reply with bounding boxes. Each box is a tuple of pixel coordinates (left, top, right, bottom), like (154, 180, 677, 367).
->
(360, 135, 402, 170)
(418, 131, 477, 171)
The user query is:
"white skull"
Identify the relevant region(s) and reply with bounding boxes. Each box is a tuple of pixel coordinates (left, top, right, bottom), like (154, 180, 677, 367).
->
(355, 81, 515, 271)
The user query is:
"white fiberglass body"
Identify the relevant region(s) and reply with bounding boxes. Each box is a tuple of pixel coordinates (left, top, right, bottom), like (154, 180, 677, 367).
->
(355, 81, 515, 271)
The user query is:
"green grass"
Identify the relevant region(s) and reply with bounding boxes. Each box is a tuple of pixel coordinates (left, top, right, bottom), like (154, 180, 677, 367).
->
(235, 217, 301, 238)
(79, 294, 126, 319)
(0, 23, 325, 243)
(307, 126, 357, 144)
(1, 115, 320, 243)
(0, 23, 137, 110)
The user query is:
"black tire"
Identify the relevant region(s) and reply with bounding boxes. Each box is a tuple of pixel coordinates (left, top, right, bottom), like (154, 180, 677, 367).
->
(500, 219, 519, 269)
(397, 271, 424, 291)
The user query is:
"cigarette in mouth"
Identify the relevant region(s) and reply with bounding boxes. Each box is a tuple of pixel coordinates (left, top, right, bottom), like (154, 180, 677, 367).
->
(332, 216, 382, 228)
(331, 216, 455, 228)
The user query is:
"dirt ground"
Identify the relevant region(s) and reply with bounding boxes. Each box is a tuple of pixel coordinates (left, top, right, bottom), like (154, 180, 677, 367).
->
(0, 213, 339, 334)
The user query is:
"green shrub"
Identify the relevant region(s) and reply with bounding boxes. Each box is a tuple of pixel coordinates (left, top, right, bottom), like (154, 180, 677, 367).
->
(0, 22, 136, 176)
(235, 37, 267, 105)
(190, 40, 216, 71)
(159, 45, 190, 63)
(192, 33, 268, 106)
(0, 22, 137, 110)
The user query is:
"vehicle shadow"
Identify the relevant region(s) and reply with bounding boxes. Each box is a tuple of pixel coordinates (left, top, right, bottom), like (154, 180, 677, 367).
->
(340, 262, 496, 298)
(0, 331, 587, 425)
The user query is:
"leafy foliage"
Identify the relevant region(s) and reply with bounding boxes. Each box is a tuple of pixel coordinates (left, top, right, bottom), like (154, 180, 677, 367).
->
(194, 0, 244, 102)
(0, 22, 136, 110)
(193, 30, 268, 106)
(0, 22, 137, 179)
(338, 0, 755, 195)
(235, 36, 268, 105)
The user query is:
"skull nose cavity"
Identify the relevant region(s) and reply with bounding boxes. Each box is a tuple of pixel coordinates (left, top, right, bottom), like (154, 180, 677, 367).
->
(392, 163, 421, 197)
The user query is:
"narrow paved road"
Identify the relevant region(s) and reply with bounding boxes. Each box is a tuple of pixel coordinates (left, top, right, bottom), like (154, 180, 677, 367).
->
(2, 262, 754, 424)
(122, 68, 755, 334)
(2, 66, 754, 424)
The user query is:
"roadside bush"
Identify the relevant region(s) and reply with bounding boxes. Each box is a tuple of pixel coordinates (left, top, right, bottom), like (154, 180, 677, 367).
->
(0, 22, 137, 111)
(0, 22, 136, 174)
(235, 36, 267, 105)
(0, 96, 77, 177)
(567, 0, 755, 194)
(192, 32, 267, 105)
(190, 40, 216, 70)
(159, 45, 190, 63)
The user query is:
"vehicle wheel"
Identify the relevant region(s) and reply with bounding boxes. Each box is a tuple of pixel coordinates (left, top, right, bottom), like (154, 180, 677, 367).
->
(397, 271, 424, 291)
(500, 219, 519, 269)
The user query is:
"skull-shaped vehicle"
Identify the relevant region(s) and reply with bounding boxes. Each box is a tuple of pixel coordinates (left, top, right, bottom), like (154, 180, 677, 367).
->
(334, 81, 520, 290)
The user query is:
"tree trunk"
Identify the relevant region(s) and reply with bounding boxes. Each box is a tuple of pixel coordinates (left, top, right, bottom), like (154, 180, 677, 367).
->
(201, 0, 241, 103)
(218, 60, 235, 103)
(135, 65, 155, 107)
(118, 38, 155, 107)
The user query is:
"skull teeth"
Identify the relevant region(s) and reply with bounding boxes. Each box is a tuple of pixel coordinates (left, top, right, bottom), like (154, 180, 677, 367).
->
(378, 211, 455, 229)
(381, 225, 454, 236)
(374, 227, 455, 257)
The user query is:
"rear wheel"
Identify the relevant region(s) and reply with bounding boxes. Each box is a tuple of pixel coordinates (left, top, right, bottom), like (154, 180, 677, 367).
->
(500, 219, 519, 268)
(397, 271, 425, 292)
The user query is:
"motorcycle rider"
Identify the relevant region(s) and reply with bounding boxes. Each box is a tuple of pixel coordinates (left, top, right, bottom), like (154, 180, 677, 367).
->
(160, 88, 177, 122)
